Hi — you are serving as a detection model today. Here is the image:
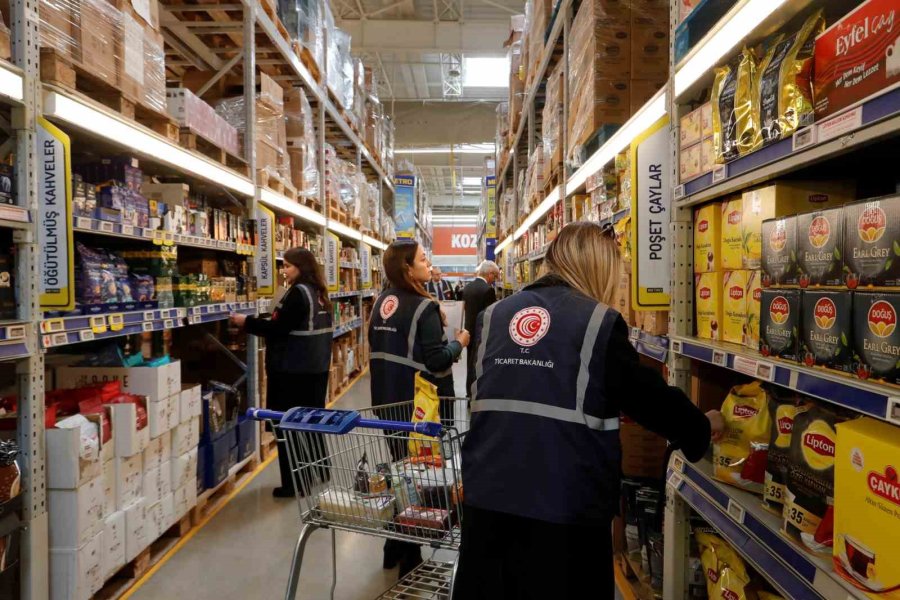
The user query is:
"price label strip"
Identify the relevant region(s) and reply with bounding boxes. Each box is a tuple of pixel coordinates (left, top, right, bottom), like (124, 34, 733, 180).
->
(41, 319, 64, 334)
(79, 330, 95, 342)
(90, 315, 108, 334)
(107, 314, 124, 332)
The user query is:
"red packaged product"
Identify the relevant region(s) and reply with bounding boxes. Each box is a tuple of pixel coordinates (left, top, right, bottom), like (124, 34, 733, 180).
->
(107, 394, 149, 430)
(395, 506, 451, 538)
(814, 0, 900, 119)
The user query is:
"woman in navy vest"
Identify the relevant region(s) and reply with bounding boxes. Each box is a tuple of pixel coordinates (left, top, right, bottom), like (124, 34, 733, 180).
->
(454, 222, 725, 599)
(230, 247, 334, 498)
(369, 238, 470, 577)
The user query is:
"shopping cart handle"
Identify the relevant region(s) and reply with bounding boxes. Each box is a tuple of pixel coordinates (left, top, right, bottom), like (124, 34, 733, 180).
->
(246, 408, 285, 421)
(356, 418, 443, 437)
(245, 406, 443, 437)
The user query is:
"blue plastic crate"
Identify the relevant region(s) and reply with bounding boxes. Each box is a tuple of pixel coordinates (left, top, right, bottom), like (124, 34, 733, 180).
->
(236, 417, 256, 462)
(201, 427, 233, 489)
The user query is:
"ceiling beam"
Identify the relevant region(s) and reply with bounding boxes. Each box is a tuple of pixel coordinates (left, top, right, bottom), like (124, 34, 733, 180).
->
(338, 19, 508, 53)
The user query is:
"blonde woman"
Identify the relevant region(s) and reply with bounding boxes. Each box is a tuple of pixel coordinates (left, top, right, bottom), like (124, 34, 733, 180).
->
(454, 221, 724, 599)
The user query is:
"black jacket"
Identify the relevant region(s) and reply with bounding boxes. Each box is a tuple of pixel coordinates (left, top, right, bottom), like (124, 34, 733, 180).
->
(426, 279, 454, 301)
(463, 277, 497, 390)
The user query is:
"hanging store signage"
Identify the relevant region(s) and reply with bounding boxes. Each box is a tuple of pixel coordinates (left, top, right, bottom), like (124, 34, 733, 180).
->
(394, 175, 416, 239)
(38, 117, 75, 311)
(325, 232, 340, 293)
(255, 204, 276, 296)
(361, 244, 372, 289)
(486, 175, 497, 239)
(631, 116, 672, 309)
(433, 226, 478, 256)
(504, 251, 515, 290)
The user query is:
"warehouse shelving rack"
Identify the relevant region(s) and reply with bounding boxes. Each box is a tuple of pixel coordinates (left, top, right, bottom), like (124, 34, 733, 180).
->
(488, 0, 900, 598)
(0, 0, 391, 595)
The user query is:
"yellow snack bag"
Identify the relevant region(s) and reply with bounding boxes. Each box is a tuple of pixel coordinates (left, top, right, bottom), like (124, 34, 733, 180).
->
(716, 567, 752, 600)
(696, 531, 751, 600)
(408, 373, 441, 458)
(714, 381, 771, 493)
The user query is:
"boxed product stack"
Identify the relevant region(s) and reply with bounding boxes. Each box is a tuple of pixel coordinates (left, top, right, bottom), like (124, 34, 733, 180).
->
(285, 87, 319, 198)
(324, 144, 361, 219)
(277, 0, 324, 79)
(678, 102, 714, 182)
(505, 15, 526, 139)
(197, 383, 251, 493)
(38, 0, 166, 113)
(519, 146, 544, 219)
(523, 0, 550, 90)
(541, 62, 564, 181)
(167, 88, 241, 157)
(323, 4, 354, 117)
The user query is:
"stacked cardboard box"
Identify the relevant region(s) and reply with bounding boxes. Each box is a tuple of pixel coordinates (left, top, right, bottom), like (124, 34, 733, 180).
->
(524, 0, 551, 90)
(541, 62, 564, 182)
(285, 87, 319, 196)
(506, 15, 526, 141)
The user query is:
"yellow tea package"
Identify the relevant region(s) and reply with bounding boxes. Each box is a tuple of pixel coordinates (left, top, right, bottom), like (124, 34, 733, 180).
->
(723, 270, 750, 345)
(409, 374, 441, 459)
(720, 196, 744, 270)
(763, 393, 812, 513)
(696, 272, 723, 340)
(694, 203, 721, 272)
(745, 270, 763, 350)
(714, 381, 771, 493)
(696, 531, 752, 600)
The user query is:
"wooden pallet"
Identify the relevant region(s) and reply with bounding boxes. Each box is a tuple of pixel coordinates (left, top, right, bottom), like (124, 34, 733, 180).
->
(258, 169, 298, 201)
(41, 49, 179, 143)
(261, 431, 278, 460)
(191, 455, 260, 526)
(327, 199, 350, 225)
(92, 515, 192, 600)
(292, 41, 322, 83)
(180, 129, 250, 177)
(543, 167, 562, 197)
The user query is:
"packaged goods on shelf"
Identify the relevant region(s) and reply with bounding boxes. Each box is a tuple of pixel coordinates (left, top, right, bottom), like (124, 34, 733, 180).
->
(799, 290, 852, 371)
(714, 382, 772, 495)
(695, 530, 755, 600)
(783, 403, 846, 555)
(814, 0, 900, 120)
(760, 215, 798, 287)
(324, 2, 354, 116)
(497, 101, 510, 157)
(763, 392, 812, 513)
(710, 47, 757, 163)
(278, 0, 323, 74)
(745, 270, 763, 349)
(760, 289, 799, 359)
(613, 270, 633, 325)
(693, 203, 721, 272)
(285, 87, 319, 197)
(0, 12, 10, 60)
(630, 0, 669, 80)
(695, 271, 723, 340)
(722, 270, 750, 345)
(797, 207, 843, 288)
(167, 88, 240, 157)
(679, 103, 714, 182)
(541, 63, 564, 180)
(842, 195, 900, 288)
(0, 251, 16, 320)
(719, 196, 743, 270)
(834, 417, 900, 594)
(524, 0, 551, 87)
(0, 162, 15, 205)
(852, 291, 900, 384)
(216, 94, 287, 180)
(630, 77, 665, 113)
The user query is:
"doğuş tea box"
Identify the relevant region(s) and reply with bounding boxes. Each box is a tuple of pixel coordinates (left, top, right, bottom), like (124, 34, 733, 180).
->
(723, 270, 750, 345)
(760, 289, 800, 360)
(814, 0, 900, 119)
(746, 270, 763, 349)
(853, 291, 900, 383)
(721, 196, 744, 270)
(696, 272, 723, 340)
(834, 418, 900, 595)
(797, 207, 844, 288)
(761, 216, 798, 287)
(694, 203, 721, 272)
(800, 290, 852, 371)
(843, 196, 900, 288)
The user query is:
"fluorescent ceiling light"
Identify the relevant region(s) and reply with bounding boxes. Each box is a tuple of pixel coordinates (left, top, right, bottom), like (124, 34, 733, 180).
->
(462, 177, 482, 186)
(675, 0, 788, 97)
(495, 235, 513, 253)
(515, 186, 561, 240)
(396, 144, 495, 155)
(567, 92, 667, 193)
(328, 220, 363, 241)
(464, 57, 510, 88)
(362, 235, 387, 250)
(260, 188, 327, 226)
(44, 92, 255, 197)
(0, 65, 23, 103)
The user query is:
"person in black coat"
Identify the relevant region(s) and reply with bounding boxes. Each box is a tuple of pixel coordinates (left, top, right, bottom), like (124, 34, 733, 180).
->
(462, 260, 500, 395)
(425, 267, 453, 300)
(230, 247, 334, 498)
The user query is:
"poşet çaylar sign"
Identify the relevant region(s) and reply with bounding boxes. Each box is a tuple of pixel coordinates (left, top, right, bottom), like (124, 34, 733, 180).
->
(325, 232, 340, 292)
(631, 116, 671, 309)
(39, 117, 75, 311)
(255, 204, 276, 295)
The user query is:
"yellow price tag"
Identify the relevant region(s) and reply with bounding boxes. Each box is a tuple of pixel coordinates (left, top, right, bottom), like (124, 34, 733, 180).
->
(107, 313, 124, 332)
(163, 232, 175, 246)
(153, 231, 164, 245)
(41, 318, 64, 334)
(90, 315, 108, 334)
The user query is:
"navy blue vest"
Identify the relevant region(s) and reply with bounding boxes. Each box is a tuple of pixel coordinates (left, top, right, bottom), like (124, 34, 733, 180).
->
(267, 283, 333, 374)
(463, 284, 622, 524)
(369, 288, 452, 406)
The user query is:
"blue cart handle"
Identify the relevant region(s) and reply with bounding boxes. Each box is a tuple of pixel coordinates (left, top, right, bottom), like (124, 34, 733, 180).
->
(245, 407, 443, 438)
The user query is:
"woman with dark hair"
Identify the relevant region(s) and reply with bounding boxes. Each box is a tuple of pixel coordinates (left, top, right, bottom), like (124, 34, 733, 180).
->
(230, 247, 334, 497)
(368, 238, 470, 577)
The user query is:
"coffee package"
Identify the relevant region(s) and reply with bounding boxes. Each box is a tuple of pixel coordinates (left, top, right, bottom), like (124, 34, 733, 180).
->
(852, 292, 900, 383)
(754, 11, 823, 148)
(800, 290, 852, 371)
(842, 196, 900, 288)
(797, 207, 844, 288)
(763, 392, 812, 513)
(713, 381, 771, 493)
(761, 216, 798, 287)
(784, 404, 847, 555)
(760, 290, 800, 360)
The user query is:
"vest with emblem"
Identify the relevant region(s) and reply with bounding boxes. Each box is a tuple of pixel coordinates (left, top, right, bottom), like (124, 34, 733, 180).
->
(463, 283, 622, 524)
(267, 283, 333, 374)
(369, 288, 452, 406)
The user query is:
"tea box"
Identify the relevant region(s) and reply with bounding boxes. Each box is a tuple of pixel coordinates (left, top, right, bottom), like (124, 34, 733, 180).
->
(694, 203, 721, 272)
(797, 207, 844, 287)
(696, 272, 723, 340)
(852, 291, 900, 383)
(723, 270, 750, 345)
(761, 216, 798, 287)
(842, 196, 900, 288)
(745, 270, 763, 350)
(760, 289, 800, 360)
(720, 196, 744, 270)
(799, 290, 852, 371)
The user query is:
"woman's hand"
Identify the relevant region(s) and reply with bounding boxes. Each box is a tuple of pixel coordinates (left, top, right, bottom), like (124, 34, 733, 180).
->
(706, 409, 725, 442)
(229, 312, 247, 327)
(456, 328, 471, 347)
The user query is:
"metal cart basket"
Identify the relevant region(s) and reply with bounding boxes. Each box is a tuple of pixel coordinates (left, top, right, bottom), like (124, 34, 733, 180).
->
(247, 399, 468, 600)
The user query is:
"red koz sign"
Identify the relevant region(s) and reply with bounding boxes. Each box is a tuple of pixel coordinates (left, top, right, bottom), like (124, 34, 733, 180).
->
(432, 226, 478, 256)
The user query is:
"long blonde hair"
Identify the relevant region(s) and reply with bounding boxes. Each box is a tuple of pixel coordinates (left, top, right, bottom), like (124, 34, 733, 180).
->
(543, 221, 621, 305)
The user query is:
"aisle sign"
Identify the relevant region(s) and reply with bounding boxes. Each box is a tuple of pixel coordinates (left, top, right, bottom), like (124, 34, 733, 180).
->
(324, 232, 340, 293)
(503, 251, 515, 290)
(38, 117, 75, 311)
(360, 245, 372, 289)
(255, 204, 276, 296)
(394, 175, 416, 238)
(485, 176, 497, 238)
(631, 116, 671, 309)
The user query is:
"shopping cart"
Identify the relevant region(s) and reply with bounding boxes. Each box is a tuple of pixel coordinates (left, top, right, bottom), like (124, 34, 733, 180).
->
(247, 399, 468, 600)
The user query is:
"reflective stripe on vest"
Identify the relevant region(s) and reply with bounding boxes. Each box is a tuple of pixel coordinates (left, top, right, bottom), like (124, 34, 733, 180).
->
(371, 297, 451, 376)
(471, 302, 619, 432)
(287, 284, 334, 337)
